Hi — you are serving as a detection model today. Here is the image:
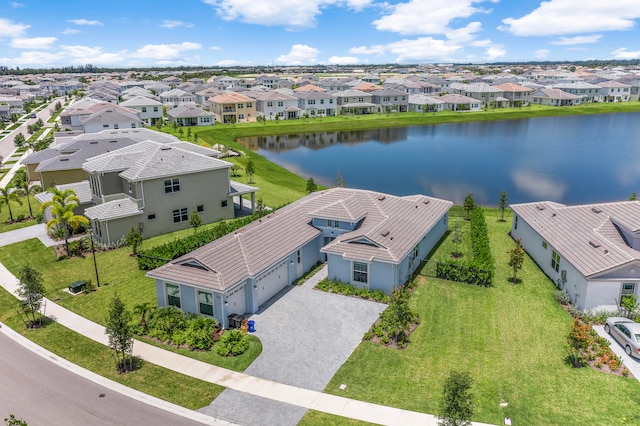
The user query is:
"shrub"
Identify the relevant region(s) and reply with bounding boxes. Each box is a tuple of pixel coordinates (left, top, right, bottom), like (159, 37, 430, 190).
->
(184, 314, 217, 350)
(216, 329, 249, 356)
(554, 290, 571, 305)
(146, 306, 187, 343)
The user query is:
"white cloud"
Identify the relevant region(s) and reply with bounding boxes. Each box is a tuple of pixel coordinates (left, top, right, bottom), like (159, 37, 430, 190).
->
(484, 46, 505, 60)
(216, 59, 240, 66)
(61, 28, 81, 35)
(501, 1, 640, 36)
(352, 37, 463, 63)
(327, 56, 361, 64)
(132, 42, 201, 59)
(551, 34, 602, 45)
(373, 0, 490, 35)
(535, 49, 550, 59)
(0, 50, 63, 66)
(0, 18, 29, 38)
(59, 45, 126, 64)
(203, 0, 373, 29)
(10, 36, 57, 49)
(275, 44, 319, 65)
(10, 2, 25, 8)
(68, 19, 103, 26)
(210, 45, 221, 50)
(445, 22, 483, 44)
(611, 47, 640, 60)
(160, 20, 194, 28)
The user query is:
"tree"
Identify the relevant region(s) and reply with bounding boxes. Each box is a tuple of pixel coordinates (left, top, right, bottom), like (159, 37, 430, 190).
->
(186, 127, 192, 140)
(13, 132, 26, 149)
(630, 192, 638, 201)
(621, 294, 639, 319)
(40, 189, 88, 256)
(306, 177, 317, 194)
(133, 302, 152, 330)
(16, 264, 45, 327)
(245, 160, 255, 183)
(380, 287, 415, 344)
(498, 191, 508, 221)
(105, 294, 134, 373)
(0, 185, 23, 222)
(437, 370, 474, 426)
(333, 170, 347, 188)
(189, 208, 202, 233)
(463, 193, 475, 219)
(508, 238, 525, 284)
(124, 226, 143, 256)
(451, 221, 463, 258)
(16, 181, 42, 218)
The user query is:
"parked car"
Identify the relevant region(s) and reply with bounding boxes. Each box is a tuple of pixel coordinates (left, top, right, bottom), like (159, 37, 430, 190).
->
(29, 113, 36, 118)
(605, 317, 640, 358)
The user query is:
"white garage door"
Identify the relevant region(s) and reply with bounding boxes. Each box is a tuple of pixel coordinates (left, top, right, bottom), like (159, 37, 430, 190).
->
(257, 260, 288, 306)
(227, 284, 246, 315)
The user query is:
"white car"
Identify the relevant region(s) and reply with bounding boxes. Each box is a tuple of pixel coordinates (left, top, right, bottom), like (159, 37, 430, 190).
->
(605, 317, 640, 358)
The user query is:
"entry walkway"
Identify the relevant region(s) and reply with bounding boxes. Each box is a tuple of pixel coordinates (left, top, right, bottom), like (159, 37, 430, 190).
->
(594, 325, 640, 379)
(0, 262, 494, 425)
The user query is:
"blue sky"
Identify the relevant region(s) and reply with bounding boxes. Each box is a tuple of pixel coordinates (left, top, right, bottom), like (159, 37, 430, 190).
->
(1, 0, 640, 68)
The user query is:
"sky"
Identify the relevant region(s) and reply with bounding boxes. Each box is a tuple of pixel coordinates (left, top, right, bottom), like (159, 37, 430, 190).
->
(1, 0, 640, 69)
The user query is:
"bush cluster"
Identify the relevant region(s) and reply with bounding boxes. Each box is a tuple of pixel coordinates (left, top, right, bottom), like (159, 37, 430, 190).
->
(566, 318, 627, 375)
(436, 207, 494, 286)
(315, 279, 389, 303)
(137, 215, 262, 270)
(216, 329, 249, 356)
(141, 306, 219, 351)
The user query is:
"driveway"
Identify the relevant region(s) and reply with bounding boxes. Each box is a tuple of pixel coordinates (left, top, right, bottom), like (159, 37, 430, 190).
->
(594, 325, 640, 380)
(199, 266, 387, 425)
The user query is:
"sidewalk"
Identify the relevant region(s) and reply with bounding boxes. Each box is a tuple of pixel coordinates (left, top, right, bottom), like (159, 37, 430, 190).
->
(0, 262, 494, 426)
(0, 223, 58, 247)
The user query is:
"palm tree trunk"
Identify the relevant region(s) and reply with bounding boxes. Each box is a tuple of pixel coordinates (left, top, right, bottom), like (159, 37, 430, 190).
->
(7, 204, 13, 222)
(26, 196, 33, 218)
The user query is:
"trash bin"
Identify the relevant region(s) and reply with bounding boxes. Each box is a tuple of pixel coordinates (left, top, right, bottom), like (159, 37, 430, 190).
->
(248, 320, 255, 333)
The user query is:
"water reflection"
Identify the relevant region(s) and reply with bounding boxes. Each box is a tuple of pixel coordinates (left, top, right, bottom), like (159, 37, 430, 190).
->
(236, 113, 640, 205)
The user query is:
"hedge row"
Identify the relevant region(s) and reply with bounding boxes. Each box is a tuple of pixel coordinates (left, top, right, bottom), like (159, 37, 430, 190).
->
(469, 207, 494, 271)
(137, 214, 262, 270)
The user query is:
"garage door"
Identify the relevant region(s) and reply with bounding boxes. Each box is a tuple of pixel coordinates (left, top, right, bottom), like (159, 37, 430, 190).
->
(227, 284, 246, 315)
(256, 260, 288, 307)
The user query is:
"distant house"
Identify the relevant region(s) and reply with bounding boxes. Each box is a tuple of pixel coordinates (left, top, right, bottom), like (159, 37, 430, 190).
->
(119, 96, 163, 125)
(531, 88, 582, 106)
(492, 83, 533, 106)
(167, 104, 215, 126)
(438, 94, 482, 111)
(160, 89, 196, 107)
(251, 91, 301, 120)
(335, 89, 375, 114)
(597, 81, 631, 102)
(449, 83, 505, 108)
(209, 92, 257, 123)
(80, 108, 142, 133)
(408, 94, 445, 112)
(511, 200, 640, 312)
(147, 188, 452, 328)
(553, 82, 604, 103)
(294, 91, 337, 117)
(371, 88, 408, 112)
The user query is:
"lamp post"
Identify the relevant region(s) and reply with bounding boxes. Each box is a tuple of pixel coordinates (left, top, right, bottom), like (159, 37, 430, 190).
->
(90, 228, 100, 287)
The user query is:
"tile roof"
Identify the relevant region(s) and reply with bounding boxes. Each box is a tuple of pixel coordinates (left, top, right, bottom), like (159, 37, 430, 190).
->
(80, 108, 141, 125)
(511, 201, 640, 278)
(35, 181, 93, 205)
(210, 92, 254, 103)
(84, 197, 143, 221)
(167, 104, 215, 118)
(147, 188, 451, 291)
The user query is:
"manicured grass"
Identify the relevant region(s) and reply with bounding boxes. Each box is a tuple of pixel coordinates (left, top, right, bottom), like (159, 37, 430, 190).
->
(317, 208, 640, 425)
(0, 287, 223, 409)
(299, 411, 376, 425)
(0, 195, 41, 233)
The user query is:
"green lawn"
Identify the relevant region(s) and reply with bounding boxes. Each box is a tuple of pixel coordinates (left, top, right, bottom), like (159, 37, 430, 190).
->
(0, 195, 41, 232)
(314, 208, 640, 425)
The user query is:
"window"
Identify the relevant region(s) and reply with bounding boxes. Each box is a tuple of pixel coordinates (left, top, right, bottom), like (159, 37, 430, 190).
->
(166, 283, 181, 308)
(551, 250, 561, 272)
(320, 99, 324, 104)
(410, 244, 419, 263)
(247, 103, 253, 108)
(622, 283, 636, 298)
(237, 103, 244, 108)
(197, 204, 204, 213)
(114, 124, 119, 129)
(353, 262, 368, 283)
(221, 200, 228, 208)
(141, 107, 147, 113)
(267, 101, 273, 107)
(297, 250, 301, 264)
(147, 214, 156, 220)
(164, 178, 180, 193)
(514, 215, 518, 230)
(173, 208, 188, 223)
(153, 107, 158, 112)
(131, 123, 136, 128)
(277, 101, 284, 107)
(198, 290, 214, 316)
(308, 99, 315, 105)
(542, 241, 548, 249)
(103, 124, 109, 128)
(238, 114, 245, 120)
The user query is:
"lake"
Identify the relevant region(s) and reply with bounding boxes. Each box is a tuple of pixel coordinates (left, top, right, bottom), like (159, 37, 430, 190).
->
(237, 112, 640, 206)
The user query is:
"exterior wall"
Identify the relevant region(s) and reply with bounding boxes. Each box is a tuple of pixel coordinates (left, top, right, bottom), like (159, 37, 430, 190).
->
(26, 163, 40, 182)
(132, 105, 162, 124)
(40, 169, 89, 188)
(83, 120, 140, 133)
(101, 214, 143, 245)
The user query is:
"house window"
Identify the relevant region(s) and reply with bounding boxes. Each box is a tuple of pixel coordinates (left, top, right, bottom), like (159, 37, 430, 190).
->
(197, 204, 204, 213)
(114, 124, 119, 129)
(320, 99, 324, 104)
(237, 103, 244, 108)
(333, 220, 340, 228)
(622, 283, 636, 298)
(147, 214, 156, 220)
(142, 107, 147, 113)
(410, 244, 419, 263)
(247, 103, 253, 108)
(221, 200, 228, 207)
(238, 114, 244, 120)
(551, 250, 561, 272)
(153, 107, 158, 112)
(173, 208, 189, 223)
(103, 124, 109, 128)
(353, 262, 368, 283)
(297, 249, 301, 264)
(131, 123, 136, 128)
(164, 178, 180, 193)
(267, 101, 273, 107)
(542, 241, 548, 249)
(277, 101, 284, 107)
(514, 215, 518, 230)
(198, 290, 214, 316)
(166, 283, 181, 308)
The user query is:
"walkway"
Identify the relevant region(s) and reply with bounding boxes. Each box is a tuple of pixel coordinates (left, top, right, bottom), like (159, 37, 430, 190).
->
(0, 223, 58, 247)
(594, 325, 640, 379)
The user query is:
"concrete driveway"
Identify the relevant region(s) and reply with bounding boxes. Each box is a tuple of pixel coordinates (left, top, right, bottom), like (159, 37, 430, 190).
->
(199, 266, 387, 426)
(594, 325, 640, 380)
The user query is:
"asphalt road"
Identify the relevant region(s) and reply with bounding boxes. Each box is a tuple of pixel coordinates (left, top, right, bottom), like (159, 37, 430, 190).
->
(0, 331, 206, 426)
(0, 100, 58, 162)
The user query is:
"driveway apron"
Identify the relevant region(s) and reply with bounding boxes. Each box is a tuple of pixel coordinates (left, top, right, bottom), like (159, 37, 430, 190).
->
(199, 266, 387, 425)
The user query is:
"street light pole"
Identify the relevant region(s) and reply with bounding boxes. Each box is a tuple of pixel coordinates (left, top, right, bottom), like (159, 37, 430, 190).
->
(90, 229, 100, 287)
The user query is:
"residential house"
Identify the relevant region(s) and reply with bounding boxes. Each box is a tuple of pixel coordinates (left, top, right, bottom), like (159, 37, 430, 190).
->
(194, 88, 224, 106)
(492, 83, 533, 106)
(83, 140, 257, 245)
(449, 83, 505, 108)
(119, 96, 164, 125)
(371, 88, 408, 112)
(531, 88, 582, 106)
(36, 180, 94, 223)
(80, 108, 142, 133)
(408, 94, 445, 112)
(597, 81, 631, 102)
(160, 89, 196, 107)
(439, 94, 482, 111)
(335, 89, 376, 114)
(209, 92, 257, 123)
(167, 104, 215, 126)
(511, 200, 640, 312)
(147, 188, 452, 328)
(251, 91, 301, 120)
(553, 82, 604, 103)
(294, 91, 337, 117)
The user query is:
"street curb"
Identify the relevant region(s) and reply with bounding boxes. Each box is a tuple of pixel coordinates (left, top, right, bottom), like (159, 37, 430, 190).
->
(0, 321, 237, 426)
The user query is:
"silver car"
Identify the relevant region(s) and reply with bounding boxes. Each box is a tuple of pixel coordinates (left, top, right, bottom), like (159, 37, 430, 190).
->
(605, 317, 640, 358)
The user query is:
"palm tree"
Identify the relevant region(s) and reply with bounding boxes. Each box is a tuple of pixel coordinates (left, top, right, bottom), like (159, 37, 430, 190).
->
(0, 185, 23, 222)
(133, 302, 152, 328)
(40, 188, 87, 255)
(40, 187, 80, 209)
(16, 181, 42, 218)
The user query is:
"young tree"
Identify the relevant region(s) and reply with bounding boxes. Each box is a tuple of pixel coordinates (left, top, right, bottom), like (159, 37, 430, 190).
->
(16, 181, 42, 218)
(498, 191, 508, 222)
(105, 294, 134, 373)
(186, 127, 192, 140)
(463, 193, 475, 219)
(508, 238, 525, 284)
(333, 170, 347, 188)
(306, 177, 317, 194)
(381, 287, 415, 344)
(437, 370, 475, 426)
(13, 132, 26, 149)
(124, 226, 143, 256)
(16, 264, 45, 327)
(189, 208, 202, 233)
(245, 160, 255, 183)
(0, 185, 23, 222)
(451, 221, 463, 258)
(194, 133, 199, 143)
(630, 192, 638, 201)
(133, 302, 152, 330)
(621, 294, 639, 319)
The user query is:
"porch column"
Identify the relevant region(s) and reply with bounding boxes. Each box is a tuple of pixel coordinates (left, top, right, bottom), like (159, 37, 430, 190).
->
(251, 193, 255, 214)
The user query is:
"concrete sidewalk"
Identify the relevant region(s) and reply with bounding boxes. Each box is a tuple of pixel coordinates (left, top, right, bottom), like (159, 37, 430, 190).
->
(0, 262, 494, 426)
(0, 223, 58, 247)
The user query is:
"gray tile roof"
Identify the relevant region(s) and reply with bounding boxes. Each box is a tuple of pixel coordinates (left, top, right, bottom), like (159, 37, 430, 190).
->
(80, 108, 141, 125)
(35, 181, 93, 205)
(229, 180, 258, 195)
(119, 96, 163, 107)
(147, 188, 452, 291)
(84, 197, 143, 221)
(167, 104, 215, 118)
(511, 201, 640, 278)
